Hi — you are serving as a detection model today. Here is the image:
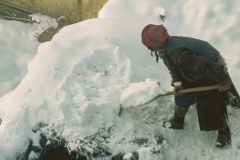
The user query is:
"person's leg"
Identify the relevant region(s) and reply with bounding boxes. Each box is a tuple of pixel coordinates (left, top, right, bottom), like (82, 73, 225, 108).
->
(163, 93, 195, 129)
(164, 105, 189, 129)
(194, 78, 231, 148)
(216, 114, 231, 148)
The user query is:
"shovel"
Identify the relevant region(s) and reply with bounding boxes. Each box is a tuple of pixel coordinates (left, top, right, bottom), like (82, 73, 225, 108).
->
(146, 85, 219, 104)
(118, 85, 218, 116)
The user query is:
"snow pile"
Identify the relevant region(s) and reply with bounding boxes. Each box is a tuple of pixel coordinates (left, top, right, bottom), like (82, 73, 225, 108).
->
(0, 17, 167, 159)
(120, 78, 167, 108)
(0, 0, 240, 159)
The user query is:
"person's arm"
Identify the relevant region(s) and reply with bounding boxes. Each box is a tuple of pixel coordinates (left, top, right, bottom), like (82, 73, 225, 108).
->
(163, 61, 182, 85)
(163, 59, 183, 94)
(169, 48, 230, 85)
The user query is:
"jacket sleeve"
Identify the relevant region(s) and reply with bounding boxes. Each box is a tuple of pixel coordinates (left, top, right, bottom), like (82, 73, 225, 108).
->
(168, 48, 229, 84)
(163, 60, 182, 85)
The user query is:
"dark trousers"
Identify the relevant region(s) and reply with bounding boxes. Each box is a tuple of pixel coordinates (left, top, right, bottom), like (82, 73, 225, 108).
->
(174, 77, 228, 131)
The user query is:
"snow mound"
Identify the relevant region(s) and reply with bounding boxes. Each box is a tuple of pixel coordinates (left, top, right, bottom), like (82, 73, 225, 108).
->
(0, 17, 167, 159)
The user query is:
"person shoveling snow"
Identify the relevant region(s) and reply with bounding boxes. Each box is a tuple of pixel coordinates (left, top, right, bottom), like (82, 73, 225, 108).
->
(139, 24, 240, 148)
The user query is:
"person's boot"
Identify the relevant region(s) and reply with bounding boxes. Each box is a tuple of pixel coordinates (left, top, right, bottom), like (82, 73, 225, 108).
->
(163, 105, 189, 129)
(216, 116, 231, 148)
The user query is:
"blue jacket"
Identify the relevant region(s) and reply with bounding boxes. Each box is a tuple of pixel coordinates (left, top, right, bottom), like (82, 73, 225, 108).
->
(163, 36, 220, 82)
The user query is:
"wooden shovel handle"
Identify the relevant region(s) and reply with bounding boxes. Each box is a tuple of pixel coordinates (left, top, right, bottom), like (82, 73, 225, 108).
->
(143, 85, 218, 106)
(173, 85, 218, 95)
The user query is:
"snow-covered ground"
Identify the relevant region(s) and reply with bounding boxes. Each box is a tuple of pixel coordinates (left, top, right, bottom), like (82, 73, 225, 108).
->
(0, 0, 240, 159)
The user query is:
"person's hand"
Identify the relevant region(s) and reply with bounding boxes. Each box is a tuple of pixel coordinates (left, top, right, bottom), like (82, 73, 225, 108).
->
(217, 78, 232, 92)
(174, 85, 184, 95)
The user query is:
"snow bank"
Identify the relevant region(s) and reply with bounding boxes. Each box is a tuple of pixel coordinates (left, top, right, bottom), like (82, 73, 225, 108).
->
(0, 17, 169, 159)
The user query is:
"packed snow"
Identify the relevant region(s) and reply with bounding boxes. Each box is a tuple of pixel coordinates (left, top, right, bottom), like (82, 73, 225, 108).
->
(120, 78, 167, 108)
(0, 0, 240, 159)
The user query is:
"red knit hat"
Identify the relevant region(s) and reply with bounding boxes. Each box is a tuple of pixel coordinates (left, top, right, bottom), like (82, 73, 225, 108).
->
(141, 24, 170, 48)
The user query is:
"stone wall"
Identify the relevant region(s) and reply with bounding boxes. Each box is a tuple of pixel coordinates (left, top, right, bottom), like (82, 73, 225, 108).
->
(0, 0, 108, 24)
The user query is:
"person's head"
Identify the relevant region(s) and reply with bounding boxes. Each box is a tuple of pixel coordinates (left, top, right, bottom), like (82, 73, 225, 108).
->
(141, 24, 170, 62)
(141, 24, 170, 49)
